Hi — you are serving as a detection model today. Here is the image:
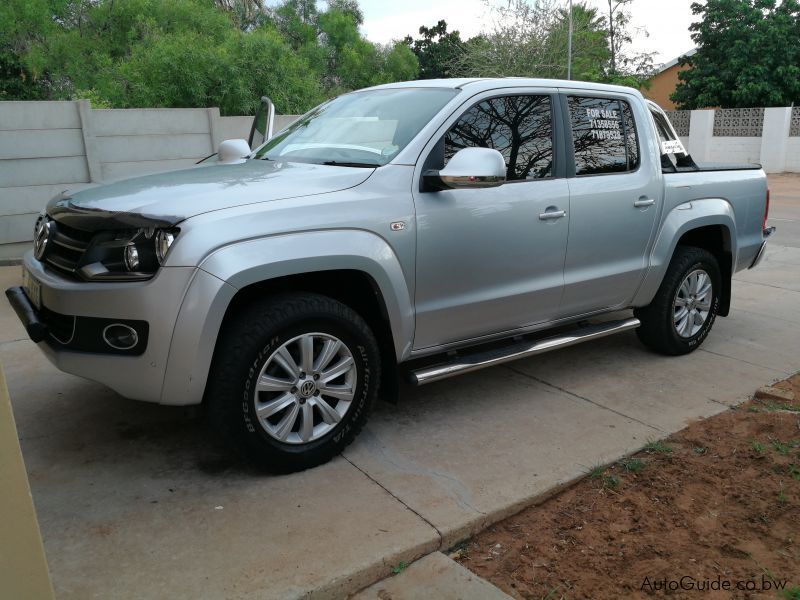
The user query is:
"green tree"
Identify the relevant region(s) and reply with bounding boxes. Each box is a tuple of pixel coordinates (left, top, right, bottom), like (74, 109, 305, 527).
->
(0, 0, 64, 100)
(449, 0, 561, 77)
(601, 0, 655, 86)
(0, 0, 418, 114)
(214, 0, 267, 30)
(672, 0, 800, 108)
(316, 4, 418, 91)
(404, 20, 464, 79)
(546, 3, 610, 80)
(450, 1, 612, 81)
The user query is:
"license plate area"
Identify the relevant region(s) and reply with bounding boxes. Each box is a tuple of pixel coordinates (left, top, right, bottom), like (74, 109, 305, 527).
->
(22, 267, 42, 310)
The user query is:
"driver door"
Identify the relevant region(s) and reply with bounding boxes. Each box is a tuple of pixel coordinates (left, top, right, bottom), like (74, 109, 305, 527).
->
(412, 92, 570, 350)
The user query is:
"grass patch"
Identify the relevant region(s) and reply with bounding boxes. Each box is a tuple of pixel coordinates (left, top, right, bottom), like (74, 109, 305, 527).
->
(693, 447, 707, 455)
(751, 440, 766, 454)
(772, 440, 792, 455)
(602, 475, 619, 490)
(586, 464, 606, 479)
(758, 401, 800, 413)
(643, 440, 673, 454)
(542, 586, 566, 600)
(391, 561, 408, 574)
(781, 586, 800, 600)
(778, 487, 788, 506)
(619, 458, 645, 473)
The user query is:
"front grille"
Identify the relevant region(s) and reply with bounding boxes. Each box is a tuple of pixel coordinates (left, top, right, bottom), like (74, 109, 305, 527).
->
(44, 222, 94, 277)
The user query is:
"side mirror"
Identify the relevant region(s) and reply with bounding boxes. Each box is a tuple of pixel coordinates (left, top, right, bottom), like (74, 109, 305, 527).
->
(424, 147, 506, 191)
(217, 139, 251, 164)
(248, 96, 275, 150)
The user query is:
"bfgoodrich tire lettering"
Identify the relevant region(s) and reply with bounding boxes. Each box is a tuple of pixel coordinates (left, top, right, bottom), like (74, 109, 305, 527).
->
(206, 293, 380, 472)
(635, 246, 721, 356)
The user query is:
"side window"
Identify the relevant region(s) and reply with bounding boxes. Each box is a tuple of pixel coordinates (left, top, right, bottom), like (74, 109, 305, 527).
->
(444, 95, 553, 181)
(568, 96, 639, 175)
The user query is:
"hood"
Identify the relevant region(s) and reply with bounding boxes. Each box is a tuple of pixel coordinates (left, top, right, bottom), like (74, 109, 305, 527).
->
(47, 159, 374, 230)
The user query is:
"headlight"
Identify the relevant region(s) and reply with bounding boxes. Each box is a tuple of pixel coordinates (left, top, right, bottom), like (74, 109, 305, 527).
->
(124, 243, 140, 271)
(155, 230, 176, 264)
(78, 228, 179, 281)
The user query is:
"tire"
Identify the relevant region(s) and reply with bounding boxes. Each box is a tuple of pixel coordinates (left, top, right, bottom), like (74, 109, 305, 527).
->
(634, 246, 721, 356)
(206, 293, 381, 472)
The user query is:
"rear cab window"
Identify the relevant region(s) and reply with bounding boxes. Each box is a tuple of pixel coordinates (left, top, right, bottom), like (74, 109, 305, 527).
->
(567, 96, 639, 176)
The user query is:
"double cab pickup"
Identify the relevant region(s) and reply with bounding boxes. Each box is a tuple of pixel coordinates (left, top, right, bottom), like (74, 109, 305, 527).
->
(7, 79, 774, 471)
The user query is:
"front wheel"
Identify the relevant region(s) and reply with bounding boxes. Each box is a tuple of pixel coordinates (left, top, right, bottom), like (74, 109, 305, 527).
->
(635, 246, 721, 355)
(206, 293, 381, 472)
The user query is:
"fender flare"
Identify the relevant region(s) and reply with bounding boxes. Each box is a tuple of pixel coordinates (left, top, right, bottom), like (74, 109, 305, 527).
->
(633, 199, 737, 308)
(160, 229, 414, 405)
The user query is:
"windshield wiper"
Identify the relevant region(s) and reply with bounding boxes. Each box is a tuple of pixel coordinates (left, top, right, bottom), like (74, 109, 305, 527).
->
(321, 160, 378, 168)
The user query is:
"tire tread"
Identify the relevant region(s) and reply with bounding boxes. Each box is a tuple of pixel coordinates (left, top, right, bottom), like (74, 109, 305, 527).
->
(635, 246, 720, 356)
(205, 293, 380, 472)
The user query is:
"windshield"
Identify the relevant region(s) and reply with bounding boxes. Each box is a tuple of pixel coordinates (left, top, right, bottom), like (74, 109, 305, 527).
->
(254, 88, 458, 167)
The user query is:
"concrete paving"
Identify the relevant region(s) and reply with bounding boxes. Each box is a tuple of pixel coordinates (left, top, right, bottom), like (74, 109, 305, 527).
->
(1, 175, 798, 599)
(353, 552, 513, 600)
(767, 174, 800, 248)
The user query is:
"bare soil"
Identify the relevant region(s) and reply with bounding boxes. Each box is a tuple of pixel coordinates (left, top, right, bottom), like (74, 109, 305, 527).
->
(456, 374, 800, 599)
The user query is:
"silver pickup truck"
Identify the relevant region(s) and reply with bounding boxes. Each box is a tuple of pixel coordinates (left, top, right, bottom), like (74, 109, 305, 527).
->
(6, 78, 774, 472)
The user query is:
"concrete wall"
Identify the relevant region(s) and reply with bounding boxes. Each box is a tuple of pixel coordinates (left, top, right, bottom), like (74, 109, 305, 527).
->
(706, 138, 762, 164)
(786, 138, 800, 172)
(676, 106, 798, 173)
(0, 102, 92, 260)
(0, 101, 298, 260)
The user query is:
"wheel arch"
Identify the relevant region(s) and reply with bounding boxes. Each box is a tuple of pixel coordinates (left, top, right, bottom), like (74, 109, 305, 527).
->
(220, 268, 398, 365)
(633, 199, 737, 314)
(160, 230, 414, 406)
(674, 224, 733, 316)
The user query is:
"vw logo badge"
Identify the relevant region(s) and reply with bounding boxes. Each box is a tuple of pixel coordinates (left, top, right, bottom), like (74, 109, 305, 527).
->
(299, 380, 316, 398)
(33, 217, 52, 261)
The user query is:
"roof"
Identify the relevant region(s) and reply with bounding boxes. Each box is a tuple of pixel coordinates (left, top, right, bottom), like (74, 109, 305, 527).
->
(364, 77, 644, 97)
(654, 48, 697, 75)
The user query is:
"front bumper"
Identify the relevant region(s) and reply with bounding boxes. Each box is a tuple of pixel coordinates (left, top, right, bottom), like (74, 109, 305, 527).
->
(6, 286, 149, 354)
(7, 252, 198, 403)
(5, 286, 48, 342)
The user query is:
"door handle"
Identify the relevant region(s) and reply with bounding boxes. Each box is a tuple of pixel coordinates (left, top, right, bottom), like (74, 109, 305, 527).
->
(539, 209, 566, 220)
(634, 197, 655, 208)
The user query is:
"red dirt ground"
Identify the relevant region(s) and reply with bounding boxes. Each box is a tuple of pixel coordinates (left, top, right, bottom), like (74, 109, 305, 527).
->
(456, 375, 800, 599)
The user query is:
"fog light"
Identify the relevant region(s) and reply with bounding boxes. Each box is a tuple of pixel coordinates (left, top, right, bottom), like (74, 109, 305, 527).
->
(124, 243, 140, 271)
(102, 323, 139, 350)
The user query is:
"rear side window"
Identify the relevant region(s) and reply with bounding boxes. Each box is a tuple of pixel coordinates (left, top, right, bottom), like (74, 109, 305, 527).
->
(568, 96, 639, 176)
(444, 95, 553, 181)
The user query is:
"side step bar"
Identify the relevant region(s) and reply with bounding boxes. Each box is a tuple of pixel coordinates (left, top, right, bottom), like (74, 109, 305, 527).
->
(409, 317, 640, 386)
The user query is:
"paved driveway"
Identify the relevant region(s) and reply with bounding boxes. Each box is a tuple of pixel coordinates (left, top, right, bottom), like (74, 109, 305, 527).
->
(2, 175, 798, 599)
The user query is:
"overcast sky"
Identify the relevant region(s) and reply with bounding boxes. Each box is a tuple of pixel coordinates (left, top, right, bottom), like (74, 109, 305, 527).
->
(358, 0, 698, 68)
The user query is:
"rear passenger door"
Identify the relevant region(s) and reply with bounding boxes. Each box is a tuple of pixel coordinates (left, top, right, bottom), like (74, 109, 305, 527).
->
(558, 94, 661, 317)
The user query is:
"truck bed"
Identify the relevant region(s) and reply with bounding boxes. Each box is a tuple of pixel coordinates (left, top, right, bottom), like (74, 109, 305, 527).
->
(673, 162, 762, 173)
(663, 166, 768, 272)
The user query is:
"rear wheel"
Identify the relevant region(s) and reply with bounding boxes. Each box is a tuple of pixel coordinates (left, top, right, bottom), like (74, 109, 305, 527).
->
(635, 246, 721, 355)
(206, 293, 380, 472)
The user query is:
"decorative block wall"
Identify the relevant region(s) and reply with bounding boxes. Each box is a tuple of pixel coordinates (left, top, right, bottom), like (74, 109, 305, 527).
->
(712, 108, 765, 137)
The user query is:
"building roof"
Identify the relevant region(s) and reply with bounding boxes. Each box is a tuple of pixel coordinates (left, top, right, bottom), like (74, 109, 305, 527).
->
(654, 48, 697, 75)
